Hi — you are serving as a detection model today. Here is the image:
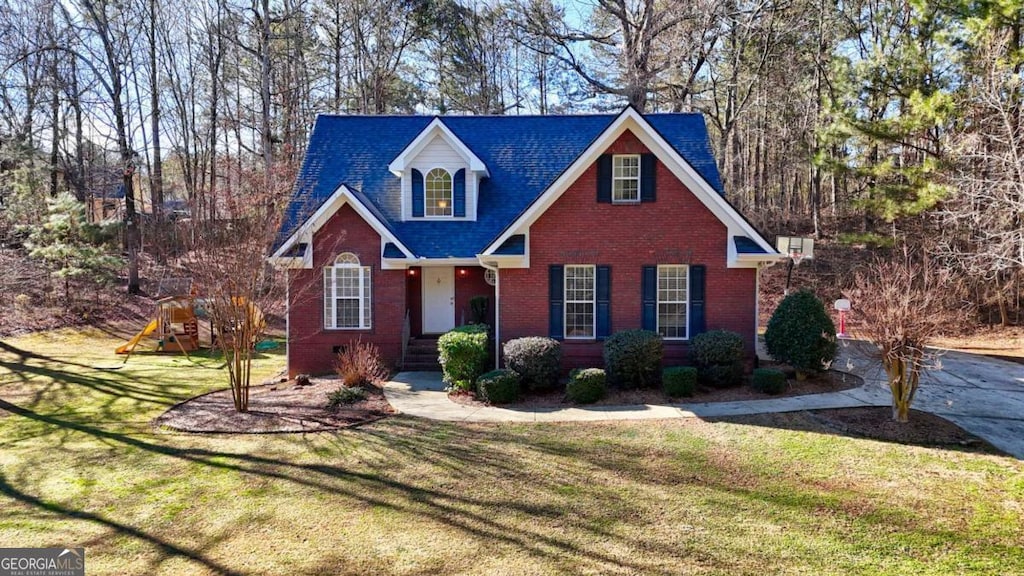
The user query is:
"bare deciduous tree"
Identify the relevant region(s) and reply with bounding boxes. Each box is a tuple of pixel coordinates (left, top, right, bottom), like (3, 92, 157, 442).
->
(844, 249, 964, 422)
(939, 34, 1024, 325)
(179, 161, 293, 412)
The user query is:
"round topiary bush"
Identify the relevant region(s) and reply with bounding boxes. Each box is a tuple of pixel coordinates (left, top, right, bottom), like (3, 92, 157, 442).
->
(662, 366, 697, 398)
(503, 337, 562, 392)
(691, 330, 745, 367)
(566, 368, 607, 404)
(602, 329, 663, 389)
(764, 290, 837, 378)
(751, 368, 787, 395)
(690, 330, 745, 388)
(476, 369, 521, 405)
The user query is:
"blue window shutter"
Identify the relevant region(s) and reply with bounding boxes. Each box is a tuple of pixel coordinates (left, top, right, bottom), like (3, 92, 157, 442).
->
(640, 154, 656, 202)
(690, 265, 706, 337)
(453, 168, 466, 217)
(549, 265, 564, 339)
(412, 169, 424, 217)
(641, 266, 657, 331)
(596, 265, 611, 339)
(597, 155, 612, 203)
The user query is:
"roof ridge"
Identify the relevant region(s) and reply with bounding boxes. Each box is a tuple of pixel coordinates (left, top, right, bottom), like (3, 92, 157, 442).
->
(313, 111, 707, 120)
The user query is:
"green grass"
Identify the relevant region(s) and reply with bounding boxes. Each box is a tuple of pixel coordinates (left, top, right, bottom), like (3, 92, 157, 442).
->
(1, 328, 1023, 575)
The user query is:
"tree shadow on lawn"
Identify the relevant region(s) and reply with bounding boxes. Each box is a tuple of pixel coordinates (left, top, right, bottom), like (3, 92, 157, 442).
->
(0, 340, 285, 423)
(0, 473, 247, 576)
(706, 408, 1007, 457)
(0, 400, 666, 574)
(0, 358, 185, 405)
(1, 393, 1017, 574)
(0, 340, 100, 371)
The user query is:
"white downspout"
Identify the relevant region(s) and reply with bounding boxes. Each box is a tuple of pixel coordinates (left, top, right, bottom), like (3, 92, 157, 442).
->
(285, 275, 291, 376)
(479, 260, 500, 369)
(755, 262, 761, 338)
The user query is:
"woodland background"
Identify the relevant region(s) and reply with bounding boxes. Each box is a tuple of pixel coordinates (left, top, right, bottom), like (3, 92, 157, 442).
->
(1, 0, 1022, 333)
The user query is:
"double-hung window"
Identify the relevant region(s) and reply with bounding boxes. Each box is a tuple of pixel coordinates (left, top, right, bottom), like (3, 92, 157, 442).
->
(612, 154, 640, 203)
(564, 265, 595, 338)
(324, 252, 371, 329)
(657, 265, 688, 339)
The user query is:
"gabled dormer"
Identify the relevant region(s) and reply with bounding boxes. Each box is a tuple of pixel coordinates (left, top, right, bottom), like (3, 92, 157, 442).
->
(389, 118, 488, 221)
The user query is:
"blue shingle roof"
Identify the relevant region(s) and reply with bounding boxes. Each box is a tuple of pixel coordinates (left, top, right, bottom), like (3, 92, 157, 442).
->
(382, 242, 405, 258)
(734, 236, 768, 254)
(276, 112, 725, 258)
(493, 234, 526, 256)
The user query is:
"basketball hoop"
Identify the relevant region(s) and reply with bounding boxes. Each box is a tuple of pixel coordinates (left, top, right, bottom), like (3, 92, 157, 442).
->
(776, 236, 815, 295)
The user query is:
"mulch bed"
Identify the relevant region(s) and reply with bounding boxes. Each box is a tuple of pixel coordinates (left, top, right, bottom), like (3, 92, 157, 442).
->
(714, 407, 1004, 454)
(154, 376, 394, 433)
(451, 369, 862, 408)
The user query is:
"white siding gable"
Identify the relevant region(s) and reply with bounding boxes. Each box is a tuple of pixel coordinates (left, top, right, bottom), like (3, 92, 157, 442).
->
(401, 134, 479, 221)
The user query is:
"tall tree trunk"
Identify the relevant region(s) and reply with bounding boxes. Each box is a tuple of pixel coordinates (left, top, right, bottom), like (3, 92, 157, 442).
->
(80, 0, 140, 294)
(70, 57, 85, 203)
(207, 0, 223, 222)
(49, 68, 59, 198)
(149, 0, 164, 220)
(259, 0, 273, 180)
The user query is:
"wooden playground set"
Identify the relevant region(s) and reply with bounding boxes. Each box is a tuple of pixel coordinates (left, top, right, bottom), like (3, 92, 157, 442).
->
(115, 278, 266, 360)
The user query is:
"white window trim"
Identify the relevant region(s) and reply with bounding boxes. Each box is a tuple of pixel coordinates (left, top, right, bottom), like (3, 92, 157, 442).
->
(423, 167, 454, 218)
(612, 154, 641, 204)
(564, 264, 596, 340)
(324, 253, 372, 330)
(657, 264, 689, 340)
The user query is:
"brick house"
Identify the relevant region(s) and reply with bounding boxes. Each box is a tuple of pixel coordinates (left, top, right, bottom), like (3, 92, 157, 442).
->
(269, 107, 783, 376)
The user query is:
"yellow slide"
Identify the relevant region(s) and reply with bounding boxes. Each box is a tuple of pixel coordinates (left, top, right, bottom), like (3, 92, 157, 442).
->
(115, 319, 159, 355)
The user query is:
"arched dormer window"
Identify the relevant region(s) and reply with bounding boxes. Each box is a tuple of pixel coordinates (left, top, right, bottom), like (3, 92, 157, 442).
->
(424, 168, 453, 217)
(323, 252, 371, 329)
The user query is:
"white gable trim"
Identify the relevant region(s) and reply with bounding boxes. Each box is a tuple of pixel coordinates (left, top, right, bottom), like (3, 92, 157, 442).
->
(481, 107, 778, 262)
(389, 118, 488, 177)
(268, 184, 415, 267)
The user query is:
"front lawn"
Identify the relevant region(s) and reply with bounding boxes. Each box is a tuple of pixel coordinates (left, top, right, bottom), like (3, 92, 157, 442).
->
(1, 329, 1022, 575)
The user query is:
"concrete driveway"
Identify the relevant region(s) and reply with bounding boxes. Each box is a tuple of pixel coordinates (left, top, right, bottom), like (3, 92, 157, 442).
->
(836, 340, 1024, 458)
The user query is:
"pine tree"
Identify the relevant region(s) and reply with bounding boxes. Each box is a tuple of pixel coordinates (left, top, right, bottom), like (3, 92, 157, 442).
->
(821, 0, 955, 222)
(23, 193, 122, 303)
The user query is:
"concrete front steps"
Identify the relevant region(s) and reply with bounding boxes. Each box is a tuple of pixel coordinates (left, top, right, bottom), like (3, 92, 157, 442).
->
(403, 336, 441, 371)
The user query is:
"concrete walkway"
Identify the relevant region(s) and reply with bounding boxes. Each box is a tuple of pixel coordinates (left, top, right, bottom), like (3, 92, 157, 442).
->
(382, 340, 1024, 458)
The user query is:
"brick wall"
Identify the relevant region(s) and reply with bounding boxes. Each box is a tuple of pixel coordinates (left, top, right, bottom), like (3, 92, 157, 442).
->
(287, 204, 406, 376)
(455, 267, 495, 328)
(500, 130, 757, 370)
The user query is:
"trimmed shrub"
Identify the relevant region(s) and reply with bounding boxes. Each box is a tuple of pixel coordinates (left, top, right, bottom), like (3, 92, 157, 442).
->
(602, 329, 663, 389)
(691, 330, 745, 367)
(326, 386, 367, 410)
(752, 368, 787, 395)
(438, 324, 490, 391)
(503, 337, 562, 392)
(476, 369, 521, 405)
(335, 340, 389, 387)
(662, 366, 698, 398)
(691, 330, 745, 388)
(764, 290, 837, 378)
(566, 368, 607, 404)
